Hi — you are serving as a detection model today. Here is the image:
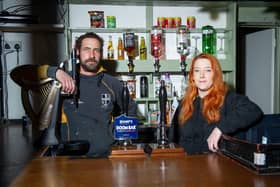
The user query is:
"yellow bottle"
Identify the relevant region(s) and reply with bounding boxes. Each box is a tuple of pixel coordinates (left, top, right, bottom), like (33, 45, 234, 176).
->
(117, 37, 124, 60)
(139, 36, 147, 60)
(107, 35, 114, 60)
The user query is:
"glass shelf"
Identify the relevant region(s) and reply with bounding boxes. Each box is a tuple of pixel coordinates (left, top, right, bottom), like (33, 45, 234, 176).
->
(69, 27, 231, 34)
(103, 59, 233, 73)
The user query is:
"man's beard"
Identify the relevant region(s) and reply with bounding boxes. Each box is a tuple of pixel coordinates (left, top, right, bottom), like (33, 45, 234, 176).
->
(80, 57, 101, 73)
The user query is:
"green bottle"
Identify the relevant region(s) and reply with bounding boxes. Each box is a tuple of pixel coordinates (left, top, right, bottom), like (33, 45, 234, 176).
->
(201, 25, 216, 55)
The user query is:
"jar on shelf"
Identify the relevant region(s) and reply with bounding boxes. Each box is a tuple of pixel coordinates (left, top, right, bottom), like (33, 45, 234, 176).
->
(107, 16, 116, 28)
(201, 25, 216, 55)
(88, 10, 104, 28)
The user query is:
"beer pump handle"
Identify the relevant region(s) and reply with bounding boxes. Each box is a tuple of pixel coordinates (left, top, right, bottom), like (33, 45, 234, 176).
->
(159, 80, 167, 124)
(122, 81, 129, 115)
(71, 48, 79, 108)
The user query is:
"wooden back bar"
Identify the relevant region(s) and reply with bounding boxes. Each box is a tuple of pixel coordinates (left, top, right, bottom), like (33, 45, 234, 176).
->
(9, 146, 280, 187)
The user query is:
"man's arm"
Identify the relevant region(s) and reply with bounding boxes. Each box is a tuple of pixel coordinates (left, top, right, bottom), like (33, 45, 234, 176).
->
(47, 66, 76, 94)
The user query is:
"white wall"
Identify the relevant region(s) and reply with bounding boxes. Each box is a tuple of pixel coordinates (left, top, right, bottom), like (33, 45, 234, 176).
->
(245, 29, 275, 114)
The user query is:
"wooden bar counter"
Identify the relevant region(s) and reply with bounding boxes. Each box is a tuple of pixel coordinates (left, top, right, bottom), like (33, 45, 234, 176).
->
(9, 145, 280, 187)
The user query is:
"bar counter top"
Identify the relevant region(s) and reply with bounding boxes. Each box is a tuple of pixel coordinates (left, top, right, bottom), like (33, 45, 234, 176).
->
(9, 147, 280, 187)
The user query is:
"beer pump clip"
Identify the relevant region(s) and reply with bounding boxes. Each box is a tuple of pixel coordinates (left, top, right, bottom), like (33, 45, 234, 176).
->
(114, 81, 138, 146)
(176, 25, 191, 78)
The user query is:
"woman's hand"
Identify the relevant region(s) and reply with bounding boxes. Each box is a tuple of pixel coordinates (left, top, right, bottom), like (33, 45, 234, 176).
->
(207, 127, 222, 152)
(56, 69, 76, 94)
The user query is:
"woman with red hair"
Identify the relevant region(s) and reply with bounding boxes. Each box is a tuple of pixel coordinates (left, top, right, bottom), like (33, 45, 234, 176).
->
(169, 53, 263, 154)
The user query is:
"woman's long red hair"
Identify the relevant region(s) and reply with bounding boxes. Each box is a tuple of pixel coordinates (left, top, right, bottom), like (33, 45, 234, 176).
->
(179, 53, 228, 125)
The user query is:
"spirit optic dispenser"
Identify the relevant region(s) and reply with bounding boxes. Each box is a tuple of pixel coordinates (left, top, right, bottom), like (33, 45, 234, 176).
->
(123, 32, 135, 73)
(176, 25, 190, 77)
(150, 26, 163, 73)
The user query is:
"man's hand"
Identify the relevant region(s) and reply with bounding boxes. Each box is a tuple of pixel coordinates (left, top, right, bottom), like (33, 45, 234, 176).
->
(56, 69, 76, 94)
(207, 127, 222, 152)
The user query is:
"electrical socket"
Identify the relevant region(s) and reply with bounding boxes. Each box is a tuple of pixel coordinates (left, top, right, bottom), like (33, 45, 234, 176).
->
(3, 41, 22, 52)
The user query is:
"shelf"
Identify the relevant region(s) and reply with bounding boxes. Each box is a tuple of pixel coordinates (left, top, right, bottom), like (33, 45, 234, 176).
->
(0, 23, 65, 33)
(103, 59, 233, 73)
(69, 27, 231, 34)
(68, 0, 232, 7)
(69, 27, 148, 33)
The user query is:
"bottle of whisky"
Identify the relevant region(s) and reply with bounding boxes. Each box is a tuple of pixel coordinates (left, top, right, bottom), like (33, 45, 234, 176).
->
(117, 37, 124, 60)
(107, 35, 114, 60)
(139, 36, 147, 60)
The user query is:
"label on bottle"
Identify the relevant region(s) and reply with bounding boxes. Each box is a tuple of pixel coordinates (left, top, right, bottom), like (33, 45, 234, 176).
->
(123, 33, 135, 49)
(107, 49, 114, 60)
(202, 29, 214, 34)
(140, 47, 147, 60)
(127, 79, 136, 98)
(164, 74, 172, 97)
(254, 152, 266, 166)
(118, 49, 124, 60)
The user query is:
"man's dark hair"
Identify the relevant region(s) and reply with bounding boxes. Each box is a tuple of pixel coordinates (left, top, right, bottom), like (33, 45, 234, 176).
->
(76, 32, 104, 54)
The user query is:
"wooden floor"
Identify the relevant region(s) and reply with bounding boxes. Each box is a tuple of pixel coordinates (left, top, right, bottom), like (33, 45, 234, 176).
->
(0, 121, 37, 187)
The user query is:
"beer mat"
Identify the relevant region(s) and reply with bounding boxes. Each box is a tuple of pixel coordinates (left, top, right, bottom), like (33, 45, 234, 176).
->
(220, 134, 280, 175)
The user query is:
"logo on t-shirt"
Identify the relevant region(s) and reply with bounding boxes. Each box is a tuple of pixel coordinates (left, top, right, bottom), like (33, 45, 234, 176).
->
(101, 93, 111, 108)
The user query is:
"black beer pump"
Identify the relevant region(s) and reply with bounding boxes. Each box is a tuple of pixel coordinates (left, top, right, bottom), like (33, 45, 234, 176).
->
(122, 81, 129, 116)
(71, 48, 79, 108)
(158, 80, 168, 146)
(120, 81, 132, 146)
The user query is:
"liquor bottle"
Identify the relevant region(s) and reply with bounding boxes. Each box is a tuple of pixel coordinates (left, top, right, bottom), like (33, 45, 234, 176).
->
(164, 73, 172, 97)
(170, 90, 179, 123)
(140, 76, 148, 98)
(202, 25, 216, 55)
(107, 35, 114, 60)
(117, 37, 124, 60)
(180, 75, 187, 97)
(176, 25, 190, 56)
(123, 32, 136, 73)
(123, 32, 135, 57)
(139, 36, 147, 60)
(133, 35, 139, 59)
(153, 75, 161, 97)
(150, 26, 162, 59)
